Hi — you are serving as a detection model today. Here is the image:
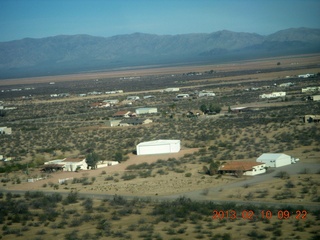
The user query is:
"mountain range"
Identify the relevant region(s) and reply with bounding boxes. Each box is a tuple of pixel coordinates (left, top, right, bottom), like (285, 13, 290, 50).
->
(0, 27, 319, 78)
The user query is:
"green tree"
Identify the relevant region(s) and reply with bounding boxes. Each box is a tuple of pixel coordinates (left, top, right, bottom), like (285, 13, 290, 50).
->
(113, 151, 124, 162)
(86, 152, 99, 169)
(209, 161, 220, 175)
(200, 104, 207, 114)
(209, 104, 221, 113)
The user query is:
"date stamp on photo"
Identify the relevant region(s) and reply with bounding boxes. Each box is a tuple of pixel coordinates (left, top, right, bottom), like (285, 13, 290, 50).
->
(212, 210, 307, 220)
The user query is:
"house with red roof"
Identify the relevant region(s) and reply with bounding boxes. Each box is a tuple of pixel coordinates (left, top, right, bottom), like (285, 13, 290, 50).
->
(218, 161, 266, 176)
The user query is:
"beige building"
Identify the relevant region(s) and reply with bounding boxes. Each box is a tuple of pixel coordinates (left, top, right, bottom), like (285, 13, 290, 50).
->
(0, 127, 12, 135)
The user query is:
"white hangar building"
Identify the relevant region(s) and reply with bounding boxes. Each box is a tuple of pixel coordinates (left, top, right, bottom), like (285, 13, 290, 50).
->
(256, 153, 292, 168)
(136, 140, 180, 155)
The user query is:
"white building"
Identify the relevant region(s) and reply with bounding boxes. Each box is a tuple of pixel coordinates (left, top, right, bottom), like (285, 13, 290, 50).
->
(198, 91, 216, 97)
(135, 107, 158, 114)
(0, 127, 12, 135)
(103, 99, 119, 105)
(259, 92, 286, 99)
(313, 95, 320, 101)
(298, 73, 315, 78)
(127, 96, 140, 101)
(279, 82, 294, 88)
(256, 153, 292, 168)
(136, 139, 181, 155)
(164, 88, 180, 92)
(106, 119, 122, 127)
(176, 94, 189, 99)
(143, 95, 155, 99)
(44, 157, 88, 172)
(301, 87, 320, 93)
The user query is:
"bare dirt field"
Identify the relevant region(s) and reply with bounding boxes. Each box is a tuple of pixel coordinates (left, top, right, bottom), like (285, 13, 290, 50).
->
(1, 53, 319, 86)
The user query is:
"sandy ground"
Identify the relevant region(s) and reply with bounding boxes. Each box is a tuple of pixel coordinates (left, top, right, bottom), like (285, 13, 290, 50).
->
(5, 148, 223, 195)
(1, 53, 319, 87)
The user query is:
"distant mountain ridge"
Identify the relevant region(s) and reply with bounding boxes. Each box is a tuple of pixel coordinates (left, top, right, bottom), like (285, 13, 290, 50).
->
(0, 27, 319, 78)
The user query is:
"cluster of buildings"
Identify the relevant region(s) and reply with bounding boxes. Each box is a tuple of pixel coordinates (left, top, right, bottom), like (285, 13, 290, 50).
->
(106, 107, 158, 127)
(50, 90, 124, 98)
(259, 91, 286, 99)
(42, 157, 119, 172)
(218, 153, 299, 176)
(175, 91, 216, 99)
(50, 93, 70, 98)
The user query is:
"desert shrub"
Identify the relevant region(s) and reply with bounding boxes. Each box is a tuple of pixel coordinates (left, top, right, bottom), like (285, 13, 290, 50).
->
(275, 171, 290, 179)
(156, 169, 167, 175)
(244, 192, 254, 200)
(126, 162, 150, 170)
(82, 198, 93, 212)
(105, 176, 113, 180)
(64, 230, 80, 240)
(110, 195, 127, 206)
(273, 189, 296, 200)
(247, 230, 268, 239)
(62, 191, 78, 205)
(285, 180, 295, 188)
(138, 170, 152, 178)
(121, 173, 137, 181)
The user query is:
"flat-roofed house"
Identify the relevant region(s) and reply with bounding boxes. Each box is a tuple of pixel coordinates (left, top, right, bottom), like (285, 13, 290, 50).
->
(135, 107, 158, 114)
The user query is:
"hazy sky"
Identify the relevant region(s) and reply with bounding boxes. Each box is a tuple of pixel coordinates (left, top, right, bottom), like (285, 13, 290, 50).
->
(0, 0, 319, 42)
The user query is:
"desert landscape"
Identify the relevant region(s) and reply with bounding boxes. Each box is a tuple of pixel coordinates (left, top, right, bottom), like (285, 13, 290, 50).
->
(1, 54, 320, 240)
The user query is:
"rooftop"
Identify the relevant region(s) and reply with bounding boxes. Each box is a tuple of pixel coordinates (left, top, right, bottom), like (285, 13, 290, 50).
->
(138, 139, 180, 146)
(219, 161, 265, 171)
(63, 157, 85, 163)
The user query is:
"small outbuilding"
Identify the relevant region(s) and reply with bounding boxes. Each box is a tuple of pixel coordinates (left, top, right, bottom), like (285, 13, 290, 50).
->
(106, 119, 122, 127)
(136, 139, 180, 155)
(313, 95, 320, 101)
(256, 153, 291, 168)
(0, 127, 12, 135)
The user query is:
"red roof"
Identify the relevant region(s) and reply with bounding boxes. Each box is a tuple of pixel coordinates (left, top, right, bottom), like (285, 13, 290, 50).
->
(219, 161, 264, 171)
(113, 111, 131, 116)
